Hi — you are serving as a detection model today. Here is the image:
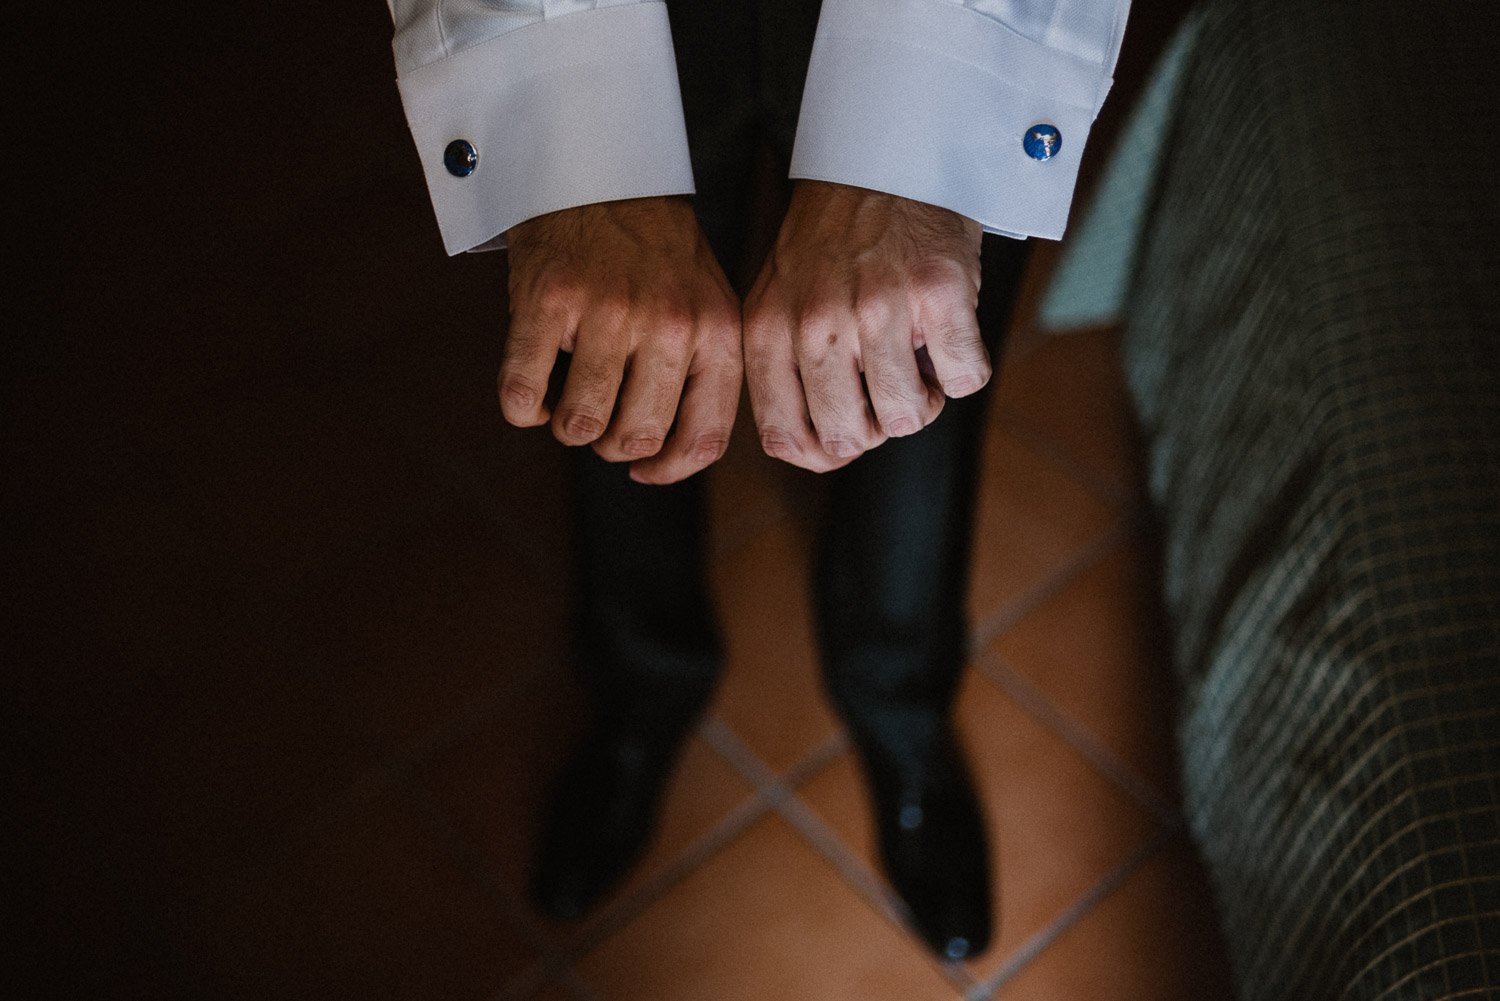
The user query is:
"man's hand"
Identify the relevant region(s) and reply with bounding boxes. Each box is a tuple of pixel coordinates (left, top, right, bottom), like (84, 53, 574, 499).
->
(501, 196, 743, 485)
(742, 181, 987, 472)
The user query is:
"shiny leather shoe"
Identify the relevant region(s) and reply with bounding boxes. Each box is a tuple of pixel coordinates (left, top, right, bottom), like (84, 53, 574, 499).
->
(865, 734, 994, 961)
(529, 726, 683, 921)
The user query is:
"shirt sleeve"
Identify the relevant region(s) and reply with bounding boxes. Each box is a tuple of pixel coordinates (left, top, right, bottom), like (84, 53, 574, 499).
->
(789, 0, 1131, 240)
(387, 0, 695, 255)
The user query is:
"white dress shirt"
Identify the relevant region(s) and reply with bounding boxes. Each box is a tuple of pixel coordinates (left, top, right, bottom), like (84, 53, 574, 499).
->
(387, 0, 1130, 255)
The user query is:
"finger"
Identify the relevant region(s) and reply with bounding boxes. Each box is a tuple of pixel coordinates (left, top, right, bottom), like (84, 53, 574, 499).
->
(744, 313, 853, 473)
(919, 299, 991, 399)
(592, 317, 692, 463)
(796, 311, 885, 460)
(629, 333, 742, 484)
(858, 309, 945, 438)
(498, 294, 570, 427)
(552, 304, 631, 446)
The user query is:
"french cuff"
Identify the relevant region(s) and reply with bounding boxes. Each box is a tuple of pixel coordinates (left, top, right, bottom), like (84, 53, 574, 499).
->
(790, 0, 1116, 241)
(396, 3, 695, 255)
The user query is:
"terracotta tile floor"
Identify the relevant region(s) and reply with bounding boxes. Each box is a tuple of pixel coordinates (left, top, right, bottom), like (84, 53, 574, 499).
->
(155, 319, 1229, 1001)
(12, 292, 1237, 1000)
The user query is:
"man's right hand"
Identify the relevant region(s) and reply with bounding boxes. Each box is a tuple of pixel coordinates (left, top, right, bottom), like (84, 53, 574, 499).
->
(500, 196, 743, 485)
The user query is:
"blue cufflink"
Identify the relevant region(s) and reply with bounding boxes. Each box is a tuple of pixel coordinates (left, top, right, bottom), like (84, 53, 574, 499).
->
(1023, 124, 1062, 161)
(444, 139, 478, 178)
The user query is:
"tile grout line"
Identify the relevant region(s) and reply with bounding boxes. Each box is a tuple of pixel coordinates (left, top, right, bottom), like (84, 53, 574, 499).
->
(699, 719, 979, 995)
(968, 516, 1136, 654)
(698, 715, 850, 800)
(489, 789, 777, 1001)
(775, 792, 980, 995)
(962, 822, 1185, 1001)
(976, 647, 1182, 826)
(700, 720, 901, 921)
(487, 721, 843, 1001)
(385, 320, 1143, 1000)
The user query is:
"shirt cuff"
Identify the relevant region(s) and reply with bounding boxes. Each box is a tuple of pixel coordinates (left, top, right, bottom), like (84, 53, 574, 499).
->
(790, 0, 1118, 241)
(395, 3, 695, 255)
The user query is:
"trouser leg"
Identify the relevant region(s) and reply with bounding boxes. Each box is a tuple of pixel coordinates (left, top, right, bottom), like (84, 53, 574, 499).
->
(811, 235, 1030, 957)
(536, 452, 721, 919)
(569, 450, 722, 738)
(814, 236, 1030, 764)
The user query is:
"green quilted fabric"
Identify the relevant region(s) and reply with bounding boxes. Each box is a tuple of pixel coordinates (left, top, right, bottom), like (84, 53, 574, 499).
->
(1116, 0, 1500, 997)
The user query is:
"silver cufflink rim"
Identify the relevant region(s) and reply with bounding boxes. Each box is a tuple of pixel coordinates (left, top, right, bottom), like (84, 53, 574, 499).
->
(1023, 123, 1062, 161)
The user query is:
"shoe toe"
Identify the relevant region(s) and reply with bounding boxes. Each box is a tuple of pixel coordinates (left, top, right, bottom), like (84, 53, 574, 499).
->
(877, 779, 994, 959)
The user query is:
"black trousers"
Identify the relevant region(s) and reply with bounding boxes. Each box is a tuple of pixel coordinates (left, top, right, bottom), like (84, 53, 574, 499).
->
(568, 0, 1031, 761)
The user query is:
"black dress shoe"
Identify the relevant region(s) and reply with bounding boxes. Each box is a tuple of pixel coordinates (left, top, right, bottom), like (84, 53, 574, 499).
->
(529, 726, 684, 921)
(863, 732, 994, 960)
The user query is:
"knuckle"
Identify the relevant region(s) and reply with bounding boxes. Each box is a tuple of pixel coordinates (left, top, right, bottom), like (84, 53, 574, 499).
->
(744, 290, 793, 332)
(881, 412, 924, 438)
(703, 300, 742, 339)
(657, 293, 694, 328)
(743, 290, 785, 332)
(758, 428, 802, 461)
(614, 417, 672, 457)
(559, 410, 607, 442)
(943, 370, 988, 398)
(853, 295, 897, 332)
(619, 433, 666, 458)
(797, 325, 850, 364)
(651, 311, 694, 356)
(499, 376, 544, 413)
(531, 268, 585, 317)
(818, 435, 864, 459)
(685, 432, 731, 465)
(742, 315, 784, 354)
(937, 348, 991, 397)
(799, 300, 845, 338)
(593, 293, 633, 332)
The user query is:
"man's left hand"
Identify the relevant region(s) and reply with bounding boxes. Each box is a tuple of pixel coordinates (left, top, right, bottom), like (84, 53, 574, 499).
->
(742, 180, 988, 472)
